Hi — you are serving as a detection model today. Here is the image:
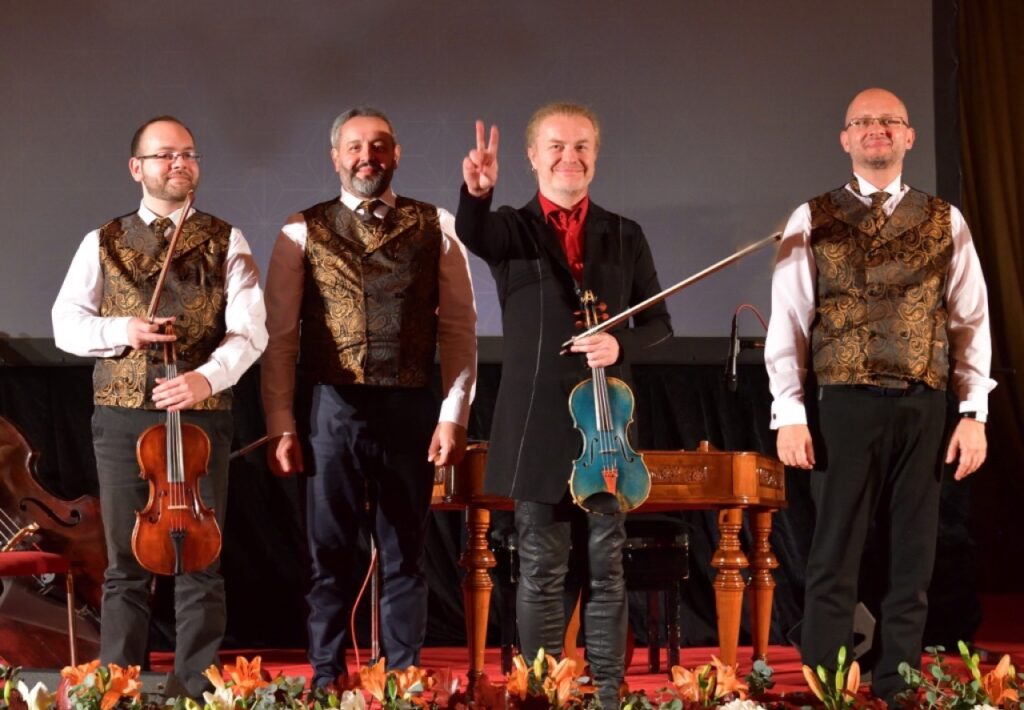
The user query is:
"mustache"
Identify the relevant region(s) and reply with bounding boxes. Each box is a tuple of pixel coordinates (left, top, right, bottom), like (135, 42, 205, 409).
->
(351, 161, 384, 174)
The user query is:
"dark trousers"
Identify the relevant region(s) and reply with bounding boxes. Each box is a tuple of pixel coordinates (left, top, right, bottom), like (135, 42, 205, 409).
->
(515, 497, 627, 707)
(303, 385, 436, 683)
(92, 405, 232, 698)
(801, 385, 946, 702)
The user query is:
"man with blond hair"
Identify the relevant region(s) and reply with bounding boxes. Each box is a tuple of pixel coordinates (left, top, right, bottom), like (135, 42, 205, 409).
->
(457, 102, 671, 707)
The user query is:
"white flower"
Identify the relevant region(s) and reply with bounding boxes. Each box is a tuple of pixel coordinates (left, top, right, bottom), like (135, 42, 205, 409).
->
(339, 689, 367, 710)
(720, 700, 766, 710)
(17, 681, 55, 710)
(971, 705, 998, 710)
(203, 685, 237, 710)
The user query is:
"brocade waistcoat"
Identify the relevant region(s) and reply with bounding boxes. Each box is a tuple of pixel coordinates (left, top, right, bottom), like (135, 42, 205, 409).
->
(93, 211, 232, 410)
(299, 197, 441, 387)
(809, 186, 953, 389)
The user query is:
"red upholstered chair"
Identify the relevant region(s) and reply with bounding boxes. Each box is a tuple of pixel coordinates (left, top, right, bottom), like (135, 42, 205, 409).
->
(0, 550, 78, 665)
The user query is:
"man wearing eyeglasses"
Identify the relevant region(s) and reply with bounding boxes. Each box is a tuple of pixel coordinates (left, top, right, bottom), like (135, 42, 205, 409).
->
(260, 106, 476, 686)
(52, 116, 267, 696)
(765, 88, 994, 703)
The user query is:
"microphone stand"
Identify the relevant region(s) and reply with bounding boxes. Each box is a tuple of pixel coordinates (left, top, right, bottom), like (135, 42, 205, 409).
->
(560, 231, 782, 352)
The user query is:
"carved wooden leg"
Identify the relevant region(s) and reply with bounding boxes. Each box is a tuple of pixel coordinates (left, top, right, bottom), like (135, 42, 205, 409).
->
(748, 509, 778, 662)
(710, 507, 747, 666)
(459, 505, 496, 688)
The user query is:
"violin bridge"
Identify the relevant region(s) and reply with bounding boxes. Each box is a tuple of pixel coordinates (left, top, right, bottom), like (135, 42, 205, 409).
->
(601, 467, 618, 495)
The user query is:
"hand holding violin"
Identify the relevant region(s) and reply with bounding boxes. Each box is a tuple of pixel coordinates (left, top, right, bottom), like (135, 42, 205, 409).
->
(153, 371, 212, 411)
(570, 333, 620, 369)
(128, 316, 176, 350)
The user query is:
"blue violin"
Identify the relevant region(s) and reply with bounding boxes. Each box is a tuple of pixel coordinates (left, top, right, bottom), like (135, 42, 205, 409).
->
(568, 290, 651, 514)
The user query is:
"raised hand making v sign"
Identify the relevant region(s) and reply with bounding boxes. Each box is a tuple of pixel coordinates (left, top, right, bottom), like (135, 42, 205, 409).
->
(463, 120, 499, 197)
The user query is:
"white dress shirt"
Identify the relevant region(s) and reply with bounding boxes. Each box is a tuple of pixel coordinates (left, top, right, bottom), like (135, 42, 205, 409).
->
(765, 174, 996, 428)
(260, 188, 477, 437)
(51, 201, 268, 396)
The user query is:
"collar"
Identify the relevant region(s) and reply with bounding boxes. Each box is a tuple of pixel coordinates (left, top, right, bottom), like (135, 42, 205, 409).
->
(850, 173, 906, 199)
(340, 187, 397, 212)
(537, 192, 589, 223)
(138, 200, 194, 227)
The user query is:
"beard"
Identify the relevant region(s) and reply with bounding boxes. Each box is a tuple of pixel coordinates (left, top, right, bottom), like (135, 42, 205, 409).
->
(143, 169, 197, 202)
(344, 161, 394, 198)
(864, 154, 897, 170)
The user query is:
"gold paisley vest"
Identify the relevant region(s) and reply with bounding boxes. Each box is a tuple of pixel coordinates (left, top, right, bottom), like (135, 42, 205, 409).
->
(93, 211, 232, 410)
(809, 186, 953, 390)
(299, 197, 441, 387)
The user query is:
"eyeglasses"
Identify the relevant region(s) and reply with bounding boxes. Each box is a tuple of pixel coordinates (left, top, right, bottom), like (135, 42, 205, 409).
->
(135, 151, 202, 163)
(845, 116, 909, 130)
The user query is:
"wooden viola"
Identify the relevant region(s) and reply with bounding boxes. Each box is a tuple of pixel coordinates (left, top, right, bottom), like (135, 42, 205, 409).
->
(567, 290, 650, 514)
(130, 191, 222, 576)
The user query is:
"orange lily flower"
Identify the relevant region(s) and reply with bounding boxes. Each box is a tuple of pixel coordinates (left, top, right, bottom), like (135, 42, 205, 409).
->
(802, 665, 826, 702)
(204, 664, 227, 690)
(981, 655, 1020, 705)
(100, 664, 141, 710)
(61, 660, 101, 686)
(711, 656, 749, 699)
(539, 658, 578, 707)
(359, 658, 388, 702)
(505, 655, 530, 700)
(845, 660, 862, 697)
(670, 664, 705, 702)
(394, 665, 434, 700)
(221, 656, 268, 698)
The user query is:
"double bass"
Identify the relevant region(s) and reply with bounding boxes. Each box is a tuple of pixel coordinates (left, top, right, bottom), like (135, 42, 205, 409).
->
(130, 191, 222, 576)
(567, 289, 651, 514)
(0, 416, 104, 665)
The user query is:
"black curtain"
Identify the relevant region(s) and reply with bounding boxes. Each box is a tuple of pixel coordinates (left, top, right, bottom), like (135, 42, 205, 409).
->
(0, 360, 977, 653)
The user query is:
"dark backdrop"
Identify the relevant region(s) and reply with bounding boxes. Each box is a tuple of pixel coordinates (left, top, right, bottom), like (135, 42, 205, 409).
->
(0, 354, 980, 653)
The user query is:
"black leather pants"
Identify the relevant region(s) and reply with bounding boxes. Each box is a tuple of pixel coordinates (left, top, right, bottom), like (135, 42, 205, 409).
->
(515, 497, 627, 707)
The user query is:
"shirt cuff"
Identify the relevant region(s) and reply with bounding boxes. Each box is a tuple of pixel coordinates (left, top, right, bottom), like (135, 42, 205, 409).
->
(194, 362, 227, 396)
(958, 400, 989, 424)
(770, 399, 808, 429)
(266, 410, 298, 439)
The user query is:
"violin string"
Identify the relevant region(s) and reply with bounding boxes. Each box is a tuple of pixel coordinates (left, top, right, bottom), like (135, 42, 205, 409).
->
(0, 510, 21, 545)
(171, 409, 182, 533)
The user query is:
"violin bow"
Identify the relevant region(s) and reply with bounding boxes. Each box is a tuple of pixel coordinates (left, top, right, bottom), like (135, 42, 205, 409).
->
(145, 189, 195, 322)
(560, 231, 782, 353)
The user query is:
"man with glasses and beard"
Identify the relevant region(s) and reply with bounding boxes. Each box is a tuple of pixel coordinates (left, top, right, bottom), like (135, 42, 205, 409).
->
(765, 88, 993, 704)
(261, 106, 477, 686)
(52, 116, 267, 696)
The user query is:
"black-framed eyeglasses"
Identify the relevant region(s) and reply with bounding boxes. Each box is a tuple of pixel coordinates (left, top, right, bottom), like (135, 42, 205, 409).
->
(845, 116, 909, 130)
(135, 151, 202, 163)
